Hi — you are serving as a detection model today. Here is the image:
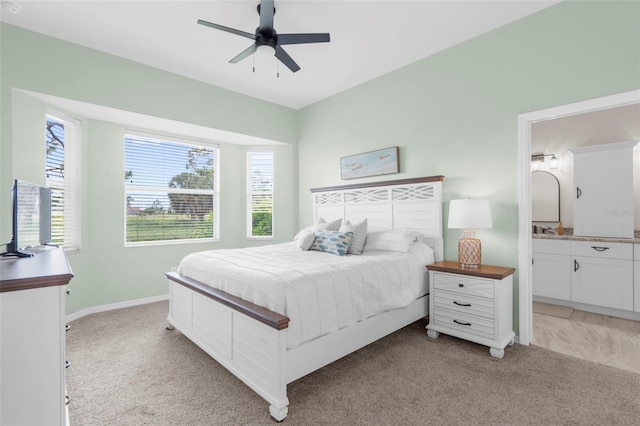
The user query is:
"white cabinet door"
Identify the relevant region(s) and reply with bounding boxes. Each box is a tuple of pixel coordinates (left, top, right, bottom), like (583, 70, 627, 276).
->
(532, 252, 571, 300)
(571, 142, 636, 238)
(571, 256, 634, 310)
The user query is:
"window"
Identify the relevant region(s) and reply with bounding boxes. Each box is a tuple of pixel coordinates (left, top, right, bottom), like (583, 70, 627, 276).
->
(247, 151, 273, 238)
(124, 132, 218, 245)
(45, 113, 81, 251)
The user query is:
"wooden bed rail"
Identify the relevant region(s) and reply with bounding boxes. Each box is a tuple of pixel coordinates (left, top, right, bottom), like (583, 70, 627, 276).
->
(166, 272, 290, 330)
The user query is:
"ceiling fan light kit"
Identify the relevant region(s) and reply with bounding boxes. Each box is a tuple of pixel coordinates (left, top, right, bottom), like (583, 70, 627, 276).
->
(198, 0, 330, 75)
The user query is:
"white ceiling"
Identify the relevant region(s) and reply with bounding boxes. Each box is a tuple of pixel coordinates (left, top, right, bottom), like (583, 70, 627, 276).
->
(1, 0, 560, 110)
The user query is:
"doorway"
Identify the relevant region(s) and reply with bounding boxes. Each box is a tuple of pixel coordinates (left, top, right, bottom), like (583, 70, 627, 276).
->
(517, 89, 640, 347)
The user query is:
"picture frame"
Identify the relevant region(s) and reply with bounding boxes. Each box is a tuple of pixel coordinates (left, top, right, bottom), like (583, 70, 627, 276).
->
(340, 147, 399, 180)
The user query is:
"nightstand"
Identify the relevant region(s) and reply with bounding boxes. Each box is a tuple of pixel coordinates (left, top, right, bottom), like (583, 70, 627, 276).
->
(426, 261, 516, 358)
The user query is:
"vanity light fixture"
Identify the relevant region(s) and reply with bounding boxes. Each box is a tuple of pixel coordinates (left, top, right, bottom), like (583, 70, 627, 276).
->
(448, 199, 493, 268)
(531, 154, 545, 171)
(531, 153, 559, 171)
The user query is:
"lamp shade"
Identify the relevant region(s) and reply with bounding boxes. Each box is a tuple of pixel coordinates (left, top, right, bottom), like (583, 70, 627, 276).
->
(448, 199, 493, 229)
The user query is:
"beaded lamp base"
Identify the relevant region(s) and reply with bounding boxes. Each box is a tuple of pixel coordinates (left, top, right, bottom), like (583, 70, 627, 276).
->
(458, 237, 481, 268)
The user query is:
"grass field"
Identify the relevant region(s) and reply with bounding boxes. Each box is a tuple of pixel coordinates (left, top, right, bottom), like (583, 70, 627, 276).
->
(126, 213, 214, 242)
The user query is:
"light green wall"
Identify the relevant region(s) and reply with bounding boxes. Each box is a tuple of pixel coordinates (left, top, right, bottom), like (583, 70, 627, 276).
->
(1, 24, 297, 315)
(296, 1, 640, 333)
(2, 2, 639, 332)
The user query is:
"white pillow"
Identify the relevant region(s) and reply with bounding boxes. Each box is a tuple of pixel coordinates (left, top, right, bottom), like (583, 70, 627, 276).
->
(339, 219, 368, 255)
(363, 229, 424, 253)
(315, 217, 342, 231)
(293, 217, 343, 241)
(296, 230, 316, 250)
(294, 226, 313, 241)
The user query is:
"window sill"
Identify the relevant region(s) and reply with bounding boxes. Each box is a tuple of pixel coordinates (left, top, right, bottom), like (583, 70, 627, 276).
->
(125, 238, 220, 248)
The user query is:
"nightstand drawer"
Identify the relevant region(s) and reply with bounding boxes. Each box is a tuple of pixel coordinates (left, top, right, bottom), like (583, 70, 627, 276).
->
(433, 290, 494, 319)
(433, 309, 494, 340)
(433, 272, 494, 299)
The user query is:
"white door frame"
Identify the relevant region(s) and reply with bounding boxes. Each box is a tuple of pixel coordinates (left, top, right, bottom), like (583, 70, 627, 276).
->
(517, 89, 640, 345)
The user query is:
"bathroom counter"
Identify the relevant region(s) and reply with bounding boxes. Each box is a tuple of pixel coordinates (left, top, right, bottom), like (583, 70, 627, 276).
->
(532, 232, 640, 244)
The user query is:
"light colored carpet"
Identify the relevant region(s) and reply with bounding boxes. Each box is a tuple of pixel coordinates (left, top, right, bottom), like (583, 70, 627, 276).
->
(533, 302, 574, 319)
(66, 301, 640, 425)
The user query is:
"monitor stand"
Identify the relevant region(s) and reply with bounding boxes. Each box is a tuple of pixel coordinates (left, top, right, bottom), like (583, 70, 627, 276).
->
(0, 241, 34, 258)
(0, 251, 34, 258)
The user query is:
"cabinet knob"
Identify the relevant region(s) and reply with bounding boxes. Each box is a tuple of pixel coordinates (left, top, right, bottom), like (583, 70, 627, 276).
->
(458, 283, 464, 288)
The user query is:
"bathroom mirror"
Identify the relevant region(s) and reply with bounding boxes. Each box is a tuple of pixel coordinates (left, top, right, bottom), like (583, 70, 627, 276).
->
(532, 171, 560, 222)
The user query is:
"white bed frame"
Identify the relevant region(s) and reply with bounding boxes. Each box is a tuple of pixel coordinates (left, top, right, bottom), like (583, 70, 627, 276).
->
(166, 176, 444, 421)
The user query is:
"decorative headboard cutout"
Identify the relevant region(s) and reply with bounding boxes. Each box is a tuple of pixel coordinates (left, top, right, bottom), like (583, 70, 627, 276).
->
(310, 176, 444, 261)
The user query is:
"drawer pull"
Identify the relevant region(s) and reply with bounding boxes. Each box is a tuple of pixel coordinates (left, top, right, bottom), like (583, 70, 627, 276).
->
(453, 319, 472, 326)
(458, 283, 464, 288)
(453, 301, 471, 307)
(591, 246, 610, 252)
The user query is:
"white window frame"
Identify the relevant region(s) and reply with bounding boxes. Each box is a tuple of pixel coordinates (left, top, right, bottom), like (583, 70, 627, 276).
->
(247, 150, 274, 240)
(45, 112, 82, 252)
(124, 130, 219, 247)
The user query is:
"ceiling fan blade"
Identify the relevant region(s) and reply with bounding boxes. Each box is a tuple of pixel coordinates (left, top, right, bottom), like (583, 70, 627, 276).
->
(197, 19, 254, 40)
(275, 46, 300, 73)
(259, 0, 275, 29)
(278, 33, 330, 45)
(229, 44, 256, 64)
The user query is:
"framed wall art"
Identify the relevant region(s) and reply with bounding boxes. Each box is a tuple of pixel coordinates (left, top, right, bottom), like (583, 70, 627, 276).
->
(340, 146, 399, 180)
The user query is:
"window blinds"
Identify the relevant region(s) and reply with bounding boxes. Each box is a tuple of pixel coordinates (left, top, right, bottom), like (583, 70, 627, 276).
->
(124, 132, 218, 244)
(248, 151, 274, 238)
(46, 114, 81, 251)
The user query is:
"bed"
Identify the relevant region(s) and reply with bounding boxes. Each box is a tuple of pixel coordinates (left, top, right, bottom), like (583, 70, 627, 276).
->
(165, 175, 444, 421)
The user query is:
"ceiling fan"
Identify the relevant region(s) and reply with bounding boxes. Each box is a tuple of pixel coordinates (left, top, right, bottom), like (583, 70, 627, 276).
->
(197, 0, 330, 73)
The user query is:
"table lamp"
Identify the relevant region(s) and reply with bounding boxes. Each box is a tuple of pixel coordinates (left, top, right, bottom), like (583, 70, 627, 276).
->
(448, 199, 493, 268)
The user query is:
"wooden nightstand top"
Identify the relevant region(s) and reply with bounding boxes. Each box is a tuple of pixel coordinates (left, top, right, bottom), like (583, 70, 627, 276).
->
(427, 260, 516, 280)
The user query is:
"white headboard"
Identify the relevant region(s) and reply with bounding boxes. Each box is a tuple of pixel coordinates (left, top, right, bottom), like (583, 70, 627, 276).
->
(310, 176, 444, 262)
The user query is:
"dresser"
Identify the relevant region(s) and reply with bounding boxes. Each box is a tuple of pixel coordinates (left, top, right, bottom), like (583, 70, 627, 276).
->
(426, 261, 516, 358)
(0, 247, 73, 426)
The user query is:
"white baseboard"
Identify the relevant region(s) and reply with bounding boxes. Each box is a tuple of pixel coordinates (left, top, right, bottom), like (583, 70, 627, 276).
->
(66, 294, 169, 323)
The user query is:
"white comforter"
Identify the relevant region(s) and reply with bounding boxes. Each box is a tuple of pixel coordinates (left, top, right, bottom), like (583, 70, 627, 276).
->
(177, 241, 434, 348)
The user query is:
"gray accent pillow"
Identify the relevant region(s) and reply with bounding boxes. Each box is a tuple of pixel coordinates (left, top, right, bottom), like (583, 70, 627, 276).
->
(340, 219, 368, 255)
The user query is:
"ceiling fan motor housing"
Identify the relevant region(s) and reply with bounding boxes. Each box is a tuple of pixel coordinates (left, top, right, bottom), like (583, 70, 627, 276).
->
(255, 27, 278, 50)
